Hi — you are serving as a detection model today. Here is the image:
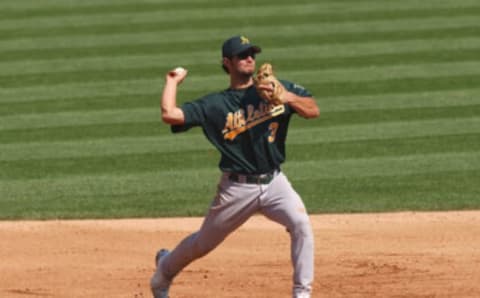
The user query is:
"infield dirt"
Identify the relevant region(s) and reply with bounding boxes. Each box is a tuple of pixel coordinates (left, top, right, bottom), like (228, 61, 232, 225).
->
(1, 211, 479, 297)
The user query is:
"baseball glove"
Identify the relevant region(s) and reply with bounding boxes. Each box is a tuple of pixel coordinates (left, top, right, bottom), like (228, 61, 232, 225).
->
(254, 63, 285, 105)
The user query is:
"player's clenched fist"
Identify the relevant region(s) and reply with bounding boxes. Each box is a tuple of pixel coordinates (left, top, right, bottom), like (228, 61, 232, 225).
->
(166, 66, 188, 84)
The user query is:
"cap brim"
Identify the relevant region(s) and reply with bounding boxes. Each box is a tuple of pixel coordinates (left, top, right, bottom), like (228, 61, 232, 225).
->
(251, 46, 262, 54)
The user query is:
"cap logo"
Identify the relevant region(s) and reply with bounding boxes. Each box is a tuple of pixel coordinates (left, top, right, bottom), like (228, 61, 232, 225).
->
(240, 36, 250, 45)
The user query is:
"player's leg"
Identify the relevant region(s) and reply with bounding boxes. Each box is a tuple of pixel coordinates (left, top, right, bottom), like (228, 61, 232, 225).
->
(259, 172, 314, 297)
(159, 173, 262, 279)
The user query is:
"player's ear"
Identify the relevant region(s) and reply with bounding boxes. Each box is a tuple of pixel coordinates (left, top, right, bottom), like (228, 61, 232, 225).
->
(222, 57, 231, 74)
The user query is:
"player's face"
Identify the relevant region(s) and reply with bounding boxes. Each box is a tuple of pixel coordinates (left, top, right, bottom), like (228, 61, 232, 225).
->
(231, 49, 256, 76)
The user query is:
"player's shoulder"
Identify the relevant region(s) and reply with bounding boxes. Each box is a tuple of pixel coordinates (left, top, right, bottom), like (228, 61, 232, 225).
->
(186, 91, 229, 112)
(197, 91, 228, 105)
(188, 90, 220, 102)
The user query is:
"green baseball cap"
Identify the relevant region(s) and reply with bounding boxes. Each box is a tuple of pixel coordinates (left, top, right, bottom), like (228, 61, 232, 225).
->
(222, 35, 262, 58)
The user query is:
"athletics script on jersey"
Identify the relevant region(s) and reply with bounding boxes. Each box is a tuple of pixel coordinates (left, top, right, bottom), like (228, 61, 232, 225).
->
(222, 102, 285, 141)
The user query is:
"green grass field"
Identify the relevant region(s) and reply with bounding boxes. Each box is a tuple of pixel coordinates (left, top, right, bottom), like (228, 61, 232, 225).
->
(1, 0, 479, 219)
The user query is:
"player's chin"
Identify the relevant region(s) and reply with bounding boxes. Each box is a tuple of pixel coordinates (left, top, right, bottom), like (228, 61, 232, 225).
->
(240, 67, 255, 77)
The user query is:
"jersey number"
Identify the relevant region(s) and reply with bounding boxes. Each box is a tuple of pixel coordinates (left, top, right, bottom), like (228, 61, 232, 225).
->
(268, 122, 279, 143)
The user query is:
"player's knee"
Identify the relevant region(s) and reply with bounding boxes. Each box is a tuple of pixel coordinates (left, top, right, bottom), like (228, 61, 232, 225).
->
(289, 217, 313, 239)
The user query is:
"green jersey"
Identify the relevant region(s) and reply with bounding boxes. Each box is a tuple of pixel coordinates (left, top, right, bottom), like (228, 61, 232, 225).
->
(172, 80, 312, 174)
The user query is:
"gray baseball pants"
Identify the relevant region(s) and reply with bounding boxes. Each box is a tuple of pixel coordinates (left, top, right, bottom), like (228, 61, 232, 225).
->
(161, 170, 315, 297)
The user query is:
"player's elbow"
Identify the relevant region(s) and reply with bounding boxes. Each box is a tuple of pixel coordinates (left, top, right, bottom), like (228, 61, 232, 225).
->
(297, 97, 320, 119)
(161, 108, 185, 125)
(161, 113, 182, 125)
(161, 113, 173, 124)
(301, 105, 320, 119)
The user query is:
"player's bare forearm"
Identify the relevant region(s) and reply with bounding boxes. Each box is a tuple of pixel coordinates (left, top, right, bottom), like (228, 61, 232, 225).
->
(160, 69, 187, 125)
(284, 92, 320, 119)
(161, 81, 185, 125)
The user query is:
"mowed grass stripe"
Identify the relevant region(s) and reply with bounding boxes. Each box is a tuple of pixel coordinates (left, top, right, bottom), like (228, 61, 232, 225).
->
(3, 46, 480, 77)
(290, 117, 480, 145)
(310, 74, 480, 97)
(1, 74, 478, 112)
(2, 7, 480, 39)
(0, 93, 166, 116)
(0, 134, 208, 162)
(2, 68, 479, 105)
(2, 133, 479, 180)
(1, 102, 479, 134)
(1, 17, 479, 54)
(285, 61, 480, 83)
(2, 5, 479, 31)
(278, 48, 480, 75)
(322, 89, 480, 112)
(2, 151, 479, 197)
(0, 79, 165, 103)
(2, 169, 476, 218)
(0, 0, 150, 10)
(2, 117, 479, 160)
(284, 152, 480, 180)
(3, 35, 480, 67)
(298, 170, 479, 213)
(3, 86, 480, 117)
(0, 108, 158, 131)
(0, 168, 220, 203)
(2, 29, 479, 68)
(2, 0, 478, 19)
(0, 93, 158, 115)
(2, 59, 480, 89)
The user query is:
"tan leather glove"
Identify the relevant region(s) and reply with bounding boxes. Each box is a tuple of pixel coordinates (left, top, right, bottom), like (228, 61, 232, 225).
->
(254, 63, 285, 105)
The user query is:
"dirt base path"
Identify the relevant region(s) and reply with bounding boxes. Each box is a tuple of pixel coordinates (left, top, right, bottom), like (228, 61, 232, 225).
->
(1, 211, 479, 298)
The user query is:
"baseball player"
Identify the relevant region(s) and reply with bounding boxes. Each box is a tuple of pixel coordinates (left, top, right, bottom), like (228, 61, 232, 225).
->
(151, 35, 320, 298)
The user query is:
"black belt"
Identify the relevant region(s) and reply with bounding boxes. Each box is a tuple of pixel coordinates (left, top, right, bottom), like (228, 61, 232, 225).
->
(228, 170, 279, 184)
